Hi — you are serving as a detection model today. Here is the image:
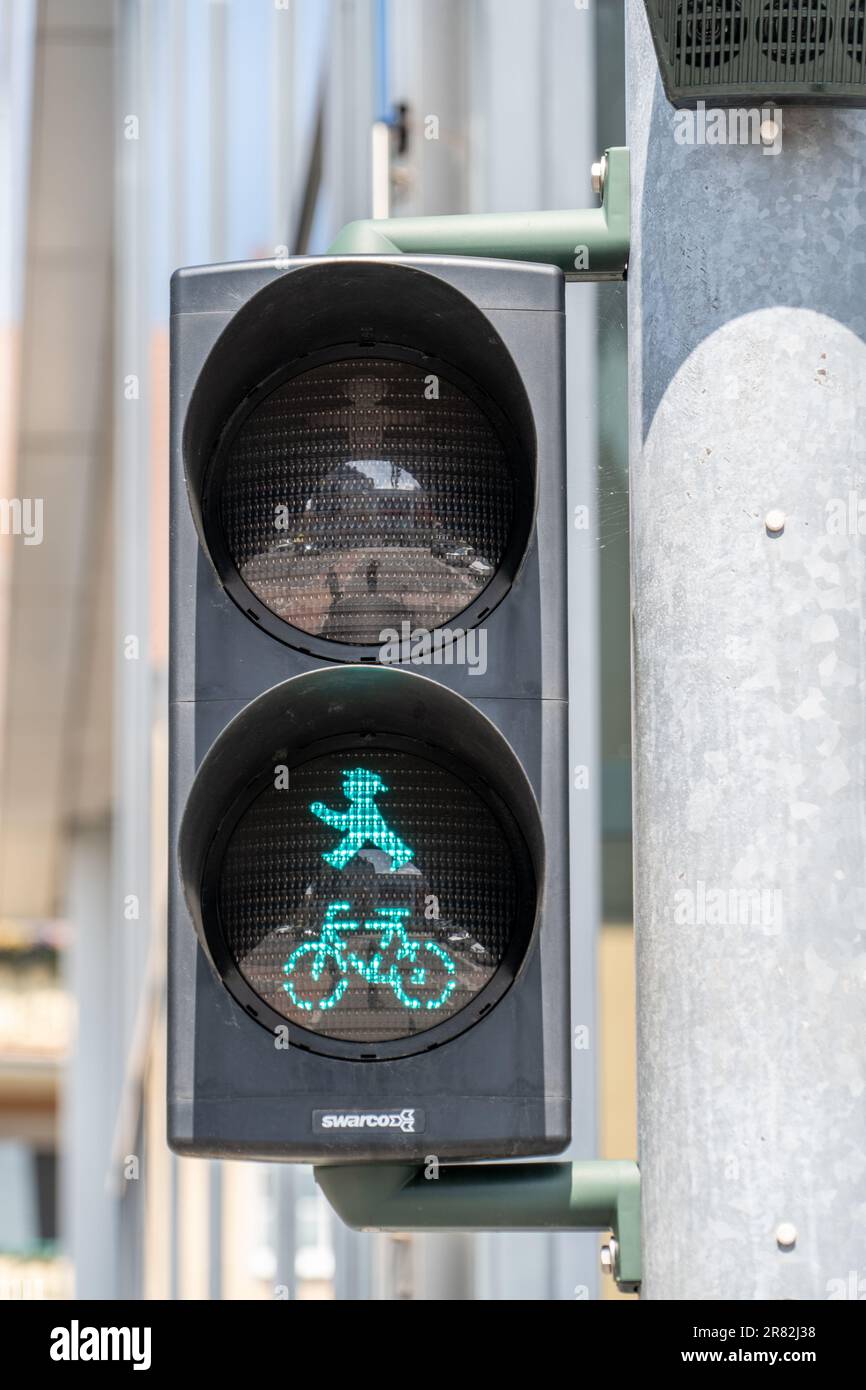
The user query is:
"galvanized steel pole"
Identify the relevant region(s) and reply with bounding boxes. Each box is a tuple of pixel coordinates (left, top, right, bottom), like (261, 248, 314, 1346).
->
(627, 0, 866, 1300)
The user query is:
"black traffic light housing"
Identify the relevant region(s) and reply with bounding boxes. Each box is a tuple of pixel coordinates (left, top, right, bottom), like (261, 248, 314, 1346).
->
(168, 255, 571, 1161)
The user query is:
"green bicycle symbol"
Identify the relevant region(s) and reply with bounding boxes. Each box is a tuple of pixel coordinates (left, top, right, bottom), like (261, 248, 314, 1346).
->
(283, 901, 457, 1015)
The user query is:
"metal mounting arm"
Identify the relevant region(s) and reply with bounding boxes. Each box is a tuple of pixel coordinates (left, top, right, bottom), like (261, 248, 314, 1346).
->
(319, 146, 634, 1295)
(327, 147, 629, 281)
(315, 1158, 641, 1293)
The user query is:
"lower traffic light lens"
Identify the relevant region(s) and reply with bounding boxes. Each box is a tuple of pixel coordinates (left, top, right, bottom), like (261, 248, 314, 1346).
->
(217, 355, 514, 646)
(215, 745, 526, 1046)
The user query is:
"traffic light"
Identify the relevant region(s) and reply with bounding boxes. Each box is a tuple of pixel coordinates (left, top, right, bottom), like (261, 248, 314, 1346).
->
(168, 255, 570, 1160)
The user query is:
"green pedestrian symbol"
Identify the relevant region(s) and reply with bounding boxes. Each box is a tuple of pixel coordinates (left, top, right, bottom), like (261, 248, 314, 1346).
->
(310, 767, 415, 872)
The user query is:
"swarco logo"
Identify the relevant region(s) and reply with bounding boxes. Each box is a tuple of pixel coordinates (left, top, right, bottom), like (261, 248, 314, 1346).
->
(314, 1107, 422, 1134)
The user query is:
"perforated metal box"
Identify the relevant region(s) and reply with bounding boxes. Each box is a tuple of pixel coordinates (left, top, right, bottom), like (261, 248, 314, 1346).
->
(647, 0, 866, 106)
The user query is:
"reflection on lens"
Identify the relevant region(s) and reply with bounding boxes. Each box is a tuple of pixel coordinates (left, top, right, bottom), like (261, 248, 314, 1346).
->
(218, 357, 513, 644)
(216, 748, 522, 1044)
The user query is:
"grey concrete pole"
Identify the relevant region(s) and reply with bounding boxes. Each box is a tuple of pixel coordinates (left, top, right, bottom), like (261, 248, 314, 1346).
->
(627, 1, 866, 1301)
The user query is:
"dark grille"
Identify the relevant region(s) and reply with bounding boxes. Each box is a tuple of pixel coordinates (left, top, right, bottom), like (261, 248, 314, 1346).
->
(217, 356, 513, 646)
(848, 0, 865, 60)
(678, 0, 745, 66)
(759, 1, 830, 63)
(650, 0, 866, 102)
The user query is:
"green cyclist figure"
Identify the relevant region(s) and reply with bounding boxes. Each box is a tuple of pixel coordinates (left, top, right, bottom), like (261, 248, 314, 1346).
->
(310, 767, 415, 872)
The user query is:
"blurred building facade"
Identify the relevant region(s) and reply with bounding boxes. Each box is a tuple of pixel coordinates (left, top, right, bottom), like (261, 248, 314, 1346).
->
(0, 0, 632, 1301)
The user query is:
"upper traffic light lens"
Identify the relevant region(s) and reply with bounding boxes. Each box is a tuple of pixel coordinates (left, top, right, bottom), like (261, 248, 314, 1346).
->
(217, 356, 514, 645)
(215, 745, 530, 1046)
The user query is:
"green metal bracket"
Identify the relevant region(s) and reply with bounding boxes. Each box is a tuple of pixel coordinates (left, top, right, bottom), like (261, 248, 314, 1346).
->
(327, 147, 629, 281)
(315, 1158, 641, 1293)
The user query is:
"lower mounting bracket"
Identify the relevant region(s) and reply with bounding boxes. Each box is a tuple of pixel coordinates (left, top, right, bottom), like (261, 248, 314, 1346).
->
(315, 1158, 641, 1294)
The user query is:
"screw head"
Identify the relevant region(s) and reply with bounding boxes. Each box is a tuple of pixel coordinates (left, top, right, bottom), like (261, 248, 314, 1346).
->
(765, 508, 786, 535)
(760, 118, 780, 146)
(775, 1222, 797, 1250)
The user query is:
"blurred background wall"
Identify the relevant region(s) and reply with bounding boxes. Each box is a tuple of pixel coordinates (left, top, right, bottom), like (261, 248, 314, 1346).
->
(0, 0, 632, 1302)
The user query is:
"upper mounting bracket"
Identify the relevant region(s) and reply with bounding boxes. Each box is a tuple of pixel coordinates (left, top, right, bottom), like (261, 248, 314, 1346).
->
(327, 147, 629, 282)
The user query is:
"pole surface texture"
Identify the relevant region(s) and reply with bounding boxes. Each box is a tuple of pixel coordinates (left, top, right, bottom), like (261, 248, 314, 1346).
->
(627, 2, 866, 1300)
